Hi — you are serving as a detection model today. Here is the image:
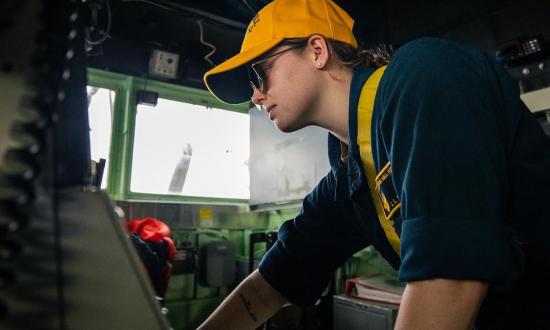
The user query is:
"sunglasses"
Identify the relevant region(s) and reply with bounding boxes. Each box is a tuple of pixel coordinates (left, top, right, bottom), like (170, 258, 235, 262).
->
(248, 45, 304, 93)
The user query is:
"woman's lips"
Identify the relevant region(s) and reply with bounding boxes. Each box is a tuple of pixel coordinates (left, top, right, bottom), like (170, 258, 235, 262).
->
(267, 105, 276, 119)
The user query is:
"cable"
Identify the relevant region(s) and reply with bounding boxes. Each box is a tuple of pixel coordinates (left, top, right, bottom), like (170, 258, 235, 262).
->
(119, 0, 171, 11)
(197, 20, 216, 66)
(192, 229, 229, 241)
(240, 0, 257, 14)
(119, 0, 247, 30)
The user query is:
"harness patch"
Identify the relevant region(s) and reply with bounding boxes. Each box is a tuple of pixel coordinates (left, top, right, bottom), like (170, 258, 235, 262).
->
(375, 162, 401, 221)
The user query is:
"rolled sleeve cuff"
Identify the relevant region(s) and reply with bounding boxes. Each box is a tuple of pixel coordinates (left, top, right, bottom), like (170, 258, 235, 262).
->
(398, 217, 524, 290)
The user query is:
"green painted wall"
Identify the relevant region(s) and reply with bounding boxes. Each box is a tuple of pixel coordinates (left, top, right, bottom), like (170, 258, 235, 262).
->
(163, 208, 397, 330)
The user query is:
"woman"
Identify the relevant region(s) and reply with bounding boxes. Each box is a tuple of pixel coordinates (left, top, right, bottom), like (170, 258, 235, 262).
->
(200, 0, 550, 329)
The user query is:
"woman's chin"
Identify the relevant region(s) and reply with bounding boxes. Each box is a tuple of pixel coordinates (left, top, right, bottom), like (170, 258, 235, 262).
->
(274, 120, 302, 133)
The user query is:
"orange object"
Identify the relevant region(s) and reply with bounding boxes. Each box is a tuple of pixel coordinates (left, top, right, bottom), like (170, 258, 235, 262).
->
(203, 0, 358, 104)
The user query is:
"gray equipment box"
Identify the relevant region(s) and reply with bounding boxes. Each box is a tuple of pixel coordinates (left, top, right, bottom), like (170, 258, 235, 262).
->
(198, 240, 236, 287)
(333, 295, 399, 330)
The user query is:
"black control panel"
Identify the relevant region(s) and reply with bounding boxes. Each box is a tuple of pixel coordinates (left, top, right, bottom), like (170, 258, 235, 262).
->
(496, 35, 550, 93)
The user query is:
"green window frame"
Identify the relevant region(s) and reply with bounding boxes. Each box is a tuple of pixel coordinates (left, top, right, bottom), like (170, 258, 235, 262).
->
(87, 68, 249, 205)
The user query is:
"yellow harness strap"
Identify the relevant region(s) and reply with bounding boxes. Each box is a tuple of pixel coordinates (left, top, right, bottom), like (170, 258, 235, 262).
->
(356, 66, 401, 255)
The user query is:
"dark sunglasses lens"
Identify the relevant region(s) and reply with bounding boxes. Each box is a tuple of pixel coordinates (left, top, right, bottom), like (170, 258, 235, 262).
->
(248, 66, 263, 91)
(256, 75, 263, 92)
(248, 66, 258, 88)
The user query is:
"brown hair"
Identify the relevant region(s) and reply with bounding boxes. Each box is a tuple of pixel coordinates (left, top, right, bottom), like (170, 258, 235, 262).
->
(282, 37, 392, 69)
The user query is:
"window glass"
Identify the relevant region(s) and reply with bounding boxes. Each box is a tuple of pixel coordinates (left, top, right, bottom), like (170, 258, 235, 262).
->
(87, 86, 114, 189)
(131, 98, 249, 199)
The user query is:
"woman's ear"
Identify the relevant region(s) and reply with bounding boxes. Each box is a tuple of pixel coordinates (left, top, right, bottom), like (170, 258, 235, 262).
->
(307, 34, 330, 69)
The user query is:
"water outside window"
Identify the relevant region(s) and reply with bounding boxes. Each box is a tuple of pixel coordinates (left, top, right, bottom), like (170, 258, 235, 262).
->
(87, 86, 114, 189)
(131, 98, 250, 199)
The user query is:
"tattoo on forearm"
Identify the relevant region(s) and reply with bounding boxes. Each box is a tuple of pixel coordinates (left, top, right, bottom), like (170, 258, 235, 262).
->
(239, 293, 258, 323)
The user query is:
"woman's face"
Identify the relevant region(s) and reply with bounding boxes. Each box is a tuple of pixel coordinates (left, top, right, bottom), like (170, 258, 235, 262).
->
(251, 44, 323, 133)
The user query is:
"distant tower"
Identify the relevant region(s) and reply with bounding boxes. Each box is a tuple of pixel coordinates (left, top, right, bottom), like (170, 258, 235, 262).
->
(168, 143, 192, 193)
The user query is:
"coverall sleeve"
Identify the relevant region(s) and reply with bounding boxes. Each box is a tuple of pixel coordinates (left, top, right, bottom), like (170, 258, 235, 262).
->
(258, 171, 371, 306)
(376, 38, 524, 287)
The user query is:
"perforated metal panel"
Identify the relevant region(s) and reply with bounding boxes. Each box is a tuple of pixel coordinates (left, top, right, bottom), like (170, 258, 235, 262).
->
(333, 295, 399, 330)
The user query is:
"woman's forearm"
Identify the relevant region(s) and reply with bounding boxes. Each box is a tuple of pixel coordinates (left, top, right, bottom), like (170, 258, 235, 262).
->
(197, 270, 286, 330)
(395, 278, 488, 330)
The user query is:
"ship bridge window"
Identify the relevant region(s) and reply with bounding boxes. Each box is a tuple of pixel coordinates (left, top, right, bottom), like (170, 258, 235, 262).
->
(87, 68, 249, 204)
(130, 98, 250, 200)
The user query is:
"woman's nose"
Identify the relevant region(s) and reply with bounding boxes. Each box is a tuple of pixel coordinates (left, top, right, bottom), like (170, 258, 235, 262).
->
(251, 88, 265, 106)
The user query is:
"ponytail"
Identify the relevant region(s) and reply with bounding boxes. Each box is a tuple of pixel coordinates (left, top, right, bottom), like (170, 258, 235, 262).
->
(332, 41, 392, 69)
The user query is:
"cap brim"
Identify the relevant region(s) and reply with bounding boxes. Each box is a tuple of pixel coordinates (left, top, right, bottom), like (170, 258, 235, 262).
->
(204, 38, 284, 104)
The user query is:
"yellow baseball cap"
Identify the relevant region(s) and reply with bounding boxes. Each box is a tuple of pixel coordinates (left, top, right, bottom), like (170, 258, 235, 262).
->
(203, 0, 358, 104)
